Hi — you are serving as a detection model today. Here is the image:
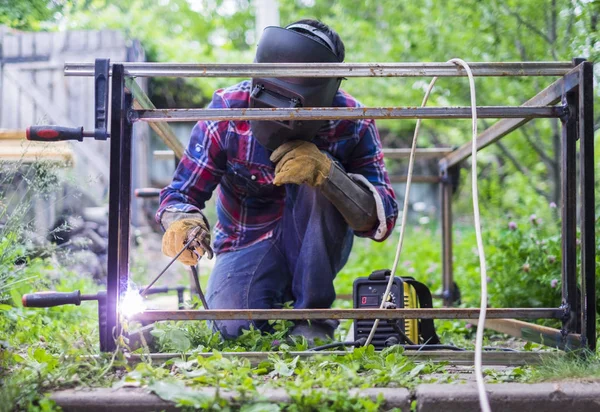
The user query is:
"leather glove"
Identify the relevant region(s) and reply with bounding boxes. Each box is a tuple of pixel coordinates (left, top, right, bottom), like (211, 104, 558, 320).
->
(270, 141, 332, 187)
(161, 217, 210, 266)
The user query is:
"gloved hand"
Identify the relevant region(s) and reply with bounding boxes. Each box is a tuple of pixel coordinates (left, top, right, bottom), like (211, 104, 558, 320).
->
(161, 218, 210, 265)
(270, 140, 332, 187)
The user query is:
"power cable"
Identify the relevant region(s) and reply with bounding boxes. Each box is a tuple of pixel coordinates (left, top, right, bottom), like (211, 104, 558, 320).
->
(362, 59, 491, 412)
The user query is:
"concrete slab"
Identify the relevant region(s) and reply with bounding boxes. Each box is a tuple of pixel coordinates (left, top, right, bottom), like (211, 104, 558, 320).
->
(51, 386, 411, 411)
(416, 382, 600, 412)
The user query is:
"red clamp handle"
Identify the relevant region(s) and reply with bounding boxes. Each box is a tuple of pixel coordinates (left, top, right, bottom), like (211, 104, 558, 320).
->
(26, 126, 84, 142)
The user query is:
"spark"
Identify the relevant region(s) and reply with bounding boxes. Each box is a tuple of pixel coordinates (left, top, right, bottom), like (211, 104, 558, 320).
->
(120, 284, 146, 318)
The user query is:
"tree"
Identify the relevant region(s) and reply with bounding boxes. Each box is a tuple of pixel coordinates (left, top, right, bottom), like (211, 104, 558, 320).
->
(15, 0, 600, 212)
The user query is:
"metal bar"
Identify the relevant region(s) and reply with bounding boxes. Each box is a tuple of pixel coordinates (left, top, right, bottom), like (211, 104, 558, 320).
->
(119, 90, 133, 318)
(104, 64, 126, 352)
(474, 318, 581, 351)
(440, 166, 454, 307)
(64, 61, 574, 78)
(383, 147, 453, 159)
(130, 308, 562, 322)
(152, 147, 454, 161)
(444, 68, 581, 167)
(125, 77, 185, 159)
(389, 175, 440, 183)
(560, 84, 578, 338)
(127, 350, 553, 366)
(134, 106, 563, 123)
(578, 61, 596, 352)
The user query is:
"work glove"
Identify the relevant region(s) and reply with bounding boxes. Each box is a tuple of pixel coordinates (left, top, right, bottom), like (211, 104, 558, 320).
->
(161, 217, 211, 266)
(270, 141, 332, 187)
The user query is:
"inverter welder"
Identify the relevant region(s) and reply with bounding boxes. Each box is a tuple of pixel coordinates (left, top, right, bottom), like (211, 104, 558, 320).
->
(353, 269, 441, 349)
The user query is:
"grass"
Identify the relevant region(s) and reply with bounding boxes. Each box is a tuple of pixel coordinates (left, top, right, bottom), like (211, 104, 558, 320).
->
(2, 160, 600, 411)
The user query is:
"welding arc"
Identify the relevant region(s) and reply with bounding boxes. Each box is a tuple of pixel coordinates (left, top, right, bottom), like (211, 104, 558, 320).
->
(140, 235, 199, 297)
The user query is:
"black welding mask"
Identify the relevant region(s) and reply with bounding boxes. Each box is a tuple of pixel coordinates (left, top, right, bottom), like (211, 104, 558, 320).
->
(250, 23, 343, 151)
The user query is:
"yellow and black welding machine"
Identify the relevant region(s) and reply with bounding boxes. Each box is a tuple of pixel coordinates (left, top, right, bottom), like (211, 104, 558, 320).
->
(353, 269, 441, 349)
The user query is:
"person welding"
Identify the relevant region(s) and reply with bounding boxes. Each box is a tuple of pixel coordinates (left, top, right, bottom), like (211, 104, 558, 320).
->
(157, 19, 398, 342)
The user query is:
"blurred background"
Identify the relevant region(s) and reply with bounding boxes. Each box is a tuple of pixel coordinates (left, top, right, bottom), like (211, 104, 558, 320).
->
(1, 0, 599, 311)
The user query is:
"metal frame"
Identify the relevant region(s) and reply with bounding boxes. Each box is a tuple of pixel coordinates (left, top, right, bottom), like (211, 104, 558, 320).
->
(61, 59, 594, 353)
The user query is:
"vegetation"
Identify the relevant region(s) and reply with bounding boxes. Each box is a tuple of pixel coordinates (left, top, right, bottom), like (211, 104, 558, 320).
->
(1, 0, 600, 411)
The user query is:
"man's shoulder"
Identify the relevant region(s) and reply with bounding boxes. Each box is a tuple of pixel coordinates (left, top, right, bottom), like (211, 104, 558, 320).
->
(213, 81, 251, 108)
(332, 89, 363, 109)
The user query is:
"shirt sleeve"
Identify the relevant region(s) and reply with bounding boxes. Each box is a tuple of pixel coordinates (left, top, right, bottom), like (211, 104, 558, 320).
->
(155, 91, 229, 227)
(345, 119, 398, 241)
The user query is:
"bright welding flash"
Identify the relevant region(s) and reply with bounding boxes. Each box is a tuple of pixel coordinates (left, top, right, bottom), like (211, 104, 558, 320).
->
(120, 286, 146, 318)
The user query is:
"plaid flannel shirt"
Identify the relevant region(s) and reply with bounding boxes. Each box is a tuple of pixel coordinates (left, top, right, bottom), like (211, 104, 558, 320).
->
(157, 80, 398, 254)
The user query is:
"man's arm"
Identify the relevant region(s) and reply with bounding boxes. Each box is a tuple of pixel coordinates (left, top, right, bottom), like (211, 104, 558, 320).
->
(269, 118, 398, 240)
(156, 92, 229, 230)
(342, 119, 398, 241)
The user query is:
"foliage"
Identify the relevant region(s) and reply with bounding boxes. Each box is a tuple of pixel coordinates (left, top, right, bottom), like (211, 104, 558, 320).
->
(0, 0, 67, 30)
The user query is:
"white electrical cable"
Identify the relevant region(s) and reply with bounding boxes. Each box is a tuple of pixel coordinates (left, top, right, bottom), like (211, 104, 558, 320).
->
(363, 59, 491, 412)
(448, 58, 491, 412)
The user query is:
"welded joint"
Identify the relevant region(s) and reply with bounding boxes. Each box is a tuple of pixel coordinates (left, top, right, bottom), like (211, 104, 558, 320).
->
(559, 302, 577, 337)
(439, 159, 460, 193)
(127, 107, 139, 124)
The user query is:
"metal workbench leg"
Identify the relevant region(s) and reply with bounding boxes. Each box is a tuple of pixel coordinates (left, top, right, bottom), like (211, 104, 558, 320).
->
(104, 64, 133, 352)
(578, 61, 596, 352)
(560, 83, 579, 344)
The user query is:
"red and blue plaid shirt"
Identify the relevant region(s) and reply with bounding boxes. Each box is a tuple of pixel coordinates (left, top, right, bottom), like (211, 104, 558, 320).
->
(157, 80, 398, 254)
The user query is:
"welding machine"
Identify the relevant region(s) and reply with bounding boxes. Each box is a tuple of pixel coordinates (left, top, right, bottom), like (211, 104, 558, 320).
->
(353, 269, 440, 349)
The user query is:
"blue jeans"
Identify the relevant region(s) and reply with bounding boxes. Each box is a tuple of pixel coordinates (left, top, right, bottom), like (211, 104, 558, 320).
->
(206, 184, 354, 339)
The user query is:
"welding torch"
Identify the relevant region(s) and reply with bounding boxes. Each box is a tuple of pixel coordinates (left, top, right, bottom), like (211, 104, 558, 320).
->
(140, 225, 213, 308)
(23, 227, 213, 309)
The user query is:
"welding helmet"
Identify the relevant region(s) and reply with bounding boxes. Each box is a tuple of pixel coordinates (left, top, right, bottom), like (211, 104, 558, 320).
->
(250, 23, 343, 151)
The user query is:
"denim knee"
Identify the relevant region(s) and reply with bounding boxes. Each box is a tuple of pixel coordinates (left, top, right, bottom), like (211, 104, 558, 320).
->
(213, 319, 252, 339)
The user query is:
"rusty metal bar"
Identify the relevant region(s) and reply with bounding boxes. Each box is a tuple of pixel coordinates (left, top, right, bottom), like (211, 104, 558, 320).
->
(389, 175, 440, 183)
(443, 67, 580, 167)
(64, 61, 574, 78)
(153, 147, 454, 161)
(133, 106, 563, 123)
(130, 308, 562, 322)
(383, 147, 453, 159)
(126, 350, 553, 366)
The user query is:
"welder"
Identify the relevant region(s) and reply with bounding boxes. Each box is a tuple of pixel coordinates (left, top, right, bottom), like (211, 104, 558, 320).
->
(157, 19, 398, 342)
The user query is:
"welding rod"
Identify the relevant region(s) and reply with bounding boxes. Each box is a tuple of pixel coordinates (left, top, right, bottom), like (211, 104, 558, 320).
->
(139, 237, 198, 297)
(190, 265, 209, 309)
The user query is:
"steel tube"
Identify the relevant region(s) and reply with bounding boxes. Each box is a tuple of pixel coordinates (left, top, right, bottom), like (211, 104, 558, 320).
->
(130, 308, 562, 322)
(383, 147, 453, 159)
(64, 62, 574, 78)
(440, 169, 454, 307)
(389, 175, 440, 183)
(560, 85, 578, 337)
(134, 106, 563, 123)
(152, 147, 454, 161)
(578, 61, 596, 351)
(443, 68, 581, 167)
(126, 350, 552, 366)
(105, 64, 127, 352)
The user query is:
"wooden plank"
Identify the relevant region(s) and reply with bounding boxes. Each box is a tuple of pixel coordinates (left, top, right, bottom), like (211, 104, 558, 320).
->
(4, 67, 109, 181)
(0, 129, 25, 139)
(0, 140, 73, 163)
(475, 318, 581, 351)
